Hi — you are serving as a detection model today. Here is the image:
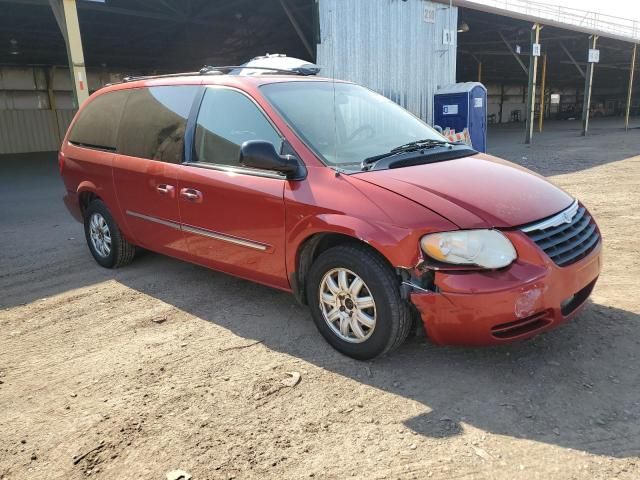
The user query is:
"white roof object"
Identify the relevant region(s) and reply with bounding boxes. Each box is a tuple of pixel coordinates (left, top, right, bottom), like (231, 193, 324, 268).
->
(232, 54, 320, 76)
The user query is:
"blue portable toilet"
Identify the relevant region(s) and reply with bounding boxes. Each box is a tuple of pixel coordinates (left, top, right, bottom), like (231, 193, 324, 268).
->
(433, 82, 487, 153)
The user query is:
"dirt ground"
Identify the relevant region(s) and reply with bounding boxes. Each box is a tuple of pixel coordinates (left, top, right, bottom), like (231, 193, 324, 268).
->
(1, 123, 639, 479)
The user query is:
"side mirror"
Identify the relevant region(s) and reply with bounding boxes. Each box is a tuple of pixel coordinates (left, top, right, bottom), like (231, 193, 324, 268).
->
(239, 140, 305, 179)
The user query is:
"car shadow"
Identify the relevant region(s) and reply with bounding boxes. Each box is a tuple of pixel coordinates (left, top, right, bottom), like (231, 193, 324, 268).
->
(113, 251, 640, 459)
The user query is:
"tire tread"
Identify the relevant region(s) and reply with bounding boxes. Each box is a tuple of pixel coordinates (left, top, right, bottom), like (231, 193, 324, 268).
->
(85, 200, 136, 269)
(308, 244, 412, 359)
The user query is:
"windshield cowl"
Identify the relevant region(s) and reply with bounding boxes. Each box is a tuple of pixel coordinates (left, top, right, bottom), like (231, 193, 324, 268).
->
(362, 144, 477, 172)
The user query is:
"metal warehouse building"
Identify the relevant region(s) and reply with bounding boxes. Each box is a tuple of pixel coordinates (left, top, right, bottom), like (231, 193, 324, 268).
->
(0, 0, 638, 155)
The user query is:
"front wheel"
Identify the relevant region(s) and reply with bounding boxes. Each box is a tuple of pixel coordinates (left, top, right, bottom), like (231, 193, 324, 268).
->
(306, 244, 412, 360)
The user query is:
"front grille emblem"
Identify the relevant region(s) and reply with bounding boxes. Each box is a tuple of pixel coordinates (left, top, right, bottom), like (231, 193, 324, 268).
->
(562, 210, 575, 223)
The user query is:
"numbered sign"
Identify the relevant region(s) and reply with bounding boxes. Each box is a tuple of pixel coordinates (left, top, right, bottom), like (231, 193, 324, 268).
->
(442, 29, 454, 45)
(423, 6, 435, 23)
(532, 43, 541, 57)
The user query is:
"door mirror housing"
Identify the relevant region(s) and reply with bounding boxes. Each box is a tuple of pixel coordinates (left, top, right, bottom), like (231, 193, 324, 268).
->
(239, 141, 305, 179)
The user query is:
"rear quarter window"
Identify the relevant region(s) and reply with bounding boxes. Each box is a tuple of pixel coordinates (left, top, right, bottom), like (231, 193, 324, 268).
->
(68, 90, 129, 151)
(117, 86, 199, 163)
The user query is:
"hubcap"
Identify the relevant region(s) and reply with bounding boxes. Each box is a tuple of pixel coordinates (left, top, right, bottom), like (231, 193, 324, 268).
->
(319, 268, 376, 343)
(89, 213, 111, 258)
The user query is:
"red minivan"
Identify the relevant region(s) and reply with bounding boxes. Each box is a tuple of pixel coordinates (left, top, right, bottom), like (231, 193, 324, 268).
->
(59, 67, 602, 359)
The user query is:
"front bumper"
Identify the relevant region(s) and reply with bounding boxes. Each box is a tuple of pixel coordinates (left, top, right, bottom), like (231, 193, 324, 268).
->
(410, 230, 602, 345)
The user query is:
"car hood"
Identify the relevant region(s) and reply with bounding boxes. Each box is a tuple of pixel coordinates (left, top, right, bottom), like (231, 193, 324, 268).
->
(351, 153, 573, 229)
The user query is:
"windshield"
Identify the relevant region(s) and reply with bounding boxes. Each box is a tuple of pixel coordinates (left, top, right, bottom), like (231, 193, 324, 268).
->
(260, 81, 447, 171)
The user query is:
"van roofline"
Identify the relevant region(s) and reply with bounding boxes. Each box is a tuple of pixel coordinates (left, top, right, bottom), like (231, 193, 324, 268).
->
(102, 74, 349, 91)
(105, 64, 320, 87)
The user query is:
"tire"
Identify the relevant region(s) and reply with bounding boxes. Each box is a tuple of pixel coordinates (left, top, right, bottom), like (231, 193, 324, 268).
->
(83, 199, 136, 268)
(306, 244, 412, 360)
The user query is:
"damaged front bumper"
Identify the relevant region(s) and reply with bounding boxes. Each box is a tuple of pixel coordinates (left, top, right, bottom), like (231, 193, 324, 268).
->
(407, 231, 602, 346)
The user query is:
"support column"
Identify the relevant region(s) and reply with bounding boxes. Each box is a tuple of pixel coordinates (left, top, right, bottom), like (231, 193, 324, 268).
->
(524, 24, 541, 144)
(538, 54, 547, 133)
(477, 60, 482, 83)
(49, 0, 88, 108)
(581, 35, 598, 136)
(625, 44, 637, 131)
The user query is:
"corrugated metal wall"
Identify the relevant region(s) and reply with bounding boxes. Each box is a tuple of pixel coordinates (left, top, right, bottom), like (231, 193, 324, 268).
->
(0, 109, 75, 154)
(316, 0, 458, 124)
(0, 66, 128, 155)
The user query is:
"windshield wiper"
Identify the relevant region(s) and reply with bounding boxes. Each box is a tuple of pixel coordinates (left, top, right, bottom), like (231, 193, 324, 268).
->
(361, 139, 456, 170)
(390, 138, 455, 153)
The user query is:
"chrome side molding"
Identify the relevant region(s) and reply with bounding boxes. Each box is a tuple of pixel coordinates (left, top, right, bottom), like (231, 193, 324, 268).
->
(126, 210, 181, 230)
(181, 224, 268, 251)
(126, 210, 269, 251)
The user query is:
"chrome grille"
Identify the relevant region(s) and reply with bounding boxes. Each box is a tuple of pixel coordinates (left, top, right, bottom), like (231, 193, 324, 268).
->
(522, 201, 600, 267)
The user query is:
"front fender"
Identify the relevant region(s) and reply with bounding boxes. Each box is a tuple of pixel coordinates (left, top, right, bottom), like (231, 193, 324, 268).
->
(286, 212, 424, 278)
(283, 165, 458, 284)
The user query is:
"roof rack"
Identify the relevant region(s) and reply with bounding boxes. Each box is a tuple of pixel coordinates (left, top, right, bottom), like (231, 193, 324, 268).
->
(116, 64, 316, 84)
(120, 71, 200, 83)
(199, 65, 318, 76)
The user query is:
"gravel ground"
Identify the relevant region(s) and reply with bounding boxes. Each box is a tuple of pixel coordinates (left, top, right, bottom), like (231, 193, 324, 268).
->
(1, 122, 639, 479)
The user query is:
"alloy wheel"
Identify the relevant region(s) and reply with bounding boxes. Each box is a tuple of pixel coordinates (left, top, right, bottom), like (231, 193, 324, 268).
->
(319, 268, 376, 343)
(89, 212, 112, 258)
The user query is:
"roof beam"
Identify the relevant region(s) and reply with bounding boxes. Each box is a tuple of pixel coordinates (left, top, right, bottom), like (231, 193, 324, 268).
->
(460, 34, 583, 47)
(498, 31, 528, 75)
(138, 0, 185, 17)
(559, 41, 586, 77)
(279, 0, 314, 59)
(196, 0, 251, 19)
(0, 0, 211, 26)
(558, 60, 630, 71)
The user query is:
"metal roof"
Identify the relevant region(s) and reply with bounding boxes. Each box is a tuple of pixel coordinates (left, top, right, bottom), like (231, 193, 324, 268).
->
(0, 0, 315, 70)
(436, 0, 640, 43)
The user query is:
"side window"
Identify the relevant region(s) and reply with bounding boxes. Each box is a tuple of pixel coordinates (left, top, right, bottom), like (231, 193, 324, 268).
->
(194, 88, 282, 167)
(68, 90, 129, 151)
(118, 85, 199, 163)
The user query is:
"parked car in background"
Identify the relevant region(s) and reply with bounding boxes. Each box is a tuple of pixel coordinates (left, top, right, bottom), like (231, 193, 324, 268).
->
(59, 61, 602, 360)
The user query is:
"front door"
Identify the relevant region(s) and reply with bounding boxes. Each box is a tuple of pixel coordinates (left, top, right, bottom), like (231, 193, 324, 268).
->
(113, 85, 199, 256)
(176, 86, 289, 289)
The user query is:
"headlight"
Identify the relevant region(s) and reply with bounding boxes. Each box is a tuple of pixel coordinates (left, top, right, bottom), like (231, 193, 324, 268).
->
(420, 230, 516, 269)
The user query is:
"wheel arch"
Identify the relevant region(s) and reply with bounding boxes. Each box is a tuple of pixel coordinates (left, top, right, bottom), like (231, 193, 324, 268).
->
(76, 181, 102, 216)
(75, 182, 134, 245)
(290, 231, 398, 305)
(78, 191, 102, 217)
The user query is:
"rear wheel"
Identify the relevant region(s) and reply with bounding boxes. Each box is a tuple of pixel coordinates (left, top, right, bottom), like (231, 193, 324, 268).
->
(84, 200, 136, 268)
(306, 244, 412, 360)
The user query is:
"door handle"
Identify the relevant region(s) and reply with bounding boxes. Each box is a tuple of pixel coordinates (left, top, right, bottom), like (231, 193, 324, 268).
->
(180, 188, 203, 203)
(156, 184, 175, 197)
